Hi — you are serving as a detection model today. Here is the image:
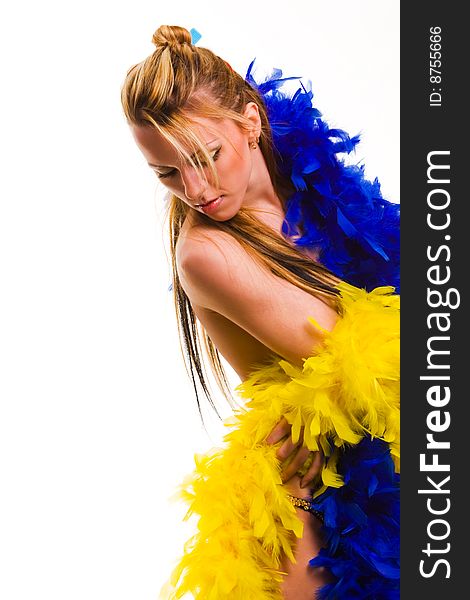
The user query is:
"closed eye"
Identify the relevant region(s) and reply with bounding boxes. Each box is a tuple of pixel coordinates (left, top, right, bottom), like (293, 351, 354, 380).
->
(204, 147, 221, 164)
(157, 169, 176, 180)
(155, 147, 221, 179)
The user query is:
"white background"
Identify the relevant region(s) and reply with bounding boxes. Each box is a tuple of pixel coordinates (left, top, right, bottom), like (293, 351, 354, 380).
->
(0, 1, 399, 598)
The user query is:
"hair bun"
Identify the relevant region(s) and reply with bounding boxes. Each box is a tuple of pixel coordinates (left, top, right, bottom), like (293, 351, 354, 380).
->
(152, 25, 192, 49)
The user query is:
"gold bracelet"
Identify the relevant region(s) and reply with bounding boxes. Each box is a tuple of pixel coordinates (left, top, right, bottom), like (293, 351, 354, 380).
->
(286, 494, 324, 523)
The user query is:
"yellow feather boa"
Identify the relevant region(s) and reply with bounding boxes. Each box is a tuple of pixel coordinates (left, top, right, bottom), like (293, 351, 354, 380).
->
(161, 282, 400, 599)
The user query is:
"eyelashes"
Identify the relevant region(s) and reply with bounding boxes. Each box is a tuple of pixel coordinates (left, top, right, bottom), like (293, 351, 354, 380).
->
(156, 147, 221, 180)
(157, 170, 175, 180)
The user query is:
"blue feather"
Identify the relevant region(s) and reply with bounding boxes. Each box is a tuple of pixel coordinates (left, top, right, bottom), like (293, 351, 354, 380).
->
(246, 61, 400, 293)
(306, 437, 400, 598)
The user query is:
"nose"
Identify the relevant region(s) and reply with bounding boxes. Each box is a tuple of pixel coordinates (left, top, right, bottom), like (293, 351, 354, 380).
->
(180, 165, 207, 203)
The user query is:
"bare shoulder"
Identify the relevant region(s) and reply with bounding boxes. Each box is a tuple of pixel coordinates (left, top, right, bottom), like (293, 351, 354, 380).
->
(177, 217, 240, 262)
(176, 218, 338, 367)
(176, 218, 258, 297)
(177, 220, 280, 304)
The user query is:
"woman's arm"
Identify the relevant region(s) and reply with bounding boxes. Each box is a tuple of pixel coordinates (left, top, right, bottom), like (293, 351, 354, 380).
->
(177, 228, 338, 368)
(178, 226, 331, 493)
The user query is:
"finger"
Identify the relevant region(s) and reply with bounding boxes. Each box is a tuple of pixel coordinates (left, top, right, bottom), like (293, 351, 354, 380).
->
(276, 436, 299, 461)
(300, 451, 324, 489)
(281, 447, 311, 483)
(266, 417, 291, 445)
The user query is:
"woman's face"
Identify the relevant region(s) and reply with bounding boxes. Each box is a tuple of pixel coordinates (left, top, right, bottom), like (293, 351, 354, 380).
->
(129, 103, 264, 221)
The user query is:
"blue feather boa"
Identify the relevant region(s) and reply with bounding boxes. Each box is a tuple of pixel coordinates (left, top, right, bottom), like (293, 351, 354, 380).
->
(309, 438, 400, 599)
(245, 60, 400, 293)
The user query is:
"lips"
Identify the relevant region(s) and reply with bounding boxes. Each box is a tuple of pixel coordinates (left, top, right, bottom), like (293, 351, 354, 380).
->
(196, 196, 222, 208)
(198, 195, 224, 214)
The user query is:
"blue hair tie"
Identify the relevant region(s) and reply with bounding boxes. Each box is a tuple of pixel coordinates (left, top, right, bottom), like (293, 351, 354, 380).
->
(190, 28, 201, 45)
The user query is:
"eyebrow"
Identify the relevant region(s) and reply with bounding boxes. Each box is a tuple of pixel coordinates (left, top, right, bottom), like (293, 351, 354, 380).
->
(148, 139, 219, 169)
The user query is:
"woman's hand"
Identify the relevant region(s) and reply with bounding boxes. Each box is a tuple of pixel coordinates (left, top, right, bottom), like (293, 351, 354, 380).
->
(266, 417, 323, 496)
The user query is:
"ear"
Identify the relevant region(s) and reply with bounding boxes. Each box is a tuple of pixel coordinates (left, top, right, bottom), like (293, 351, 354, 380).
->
(242, 101, 261, 137)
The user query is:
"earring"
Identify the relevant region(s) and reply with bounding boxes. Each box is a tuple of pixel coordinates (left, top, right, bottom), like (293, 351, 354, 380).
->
(250, 136, 260, 150)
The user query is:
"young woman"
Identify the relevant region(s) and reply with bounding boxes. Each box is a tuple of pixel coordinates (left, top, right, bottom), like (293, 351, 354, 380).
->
(121, 25, 400, 599)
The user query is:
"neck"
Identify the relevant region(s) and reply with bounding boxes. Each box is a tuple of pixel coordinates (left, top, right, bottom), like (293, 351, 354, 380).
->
(242, 147, 287, 227)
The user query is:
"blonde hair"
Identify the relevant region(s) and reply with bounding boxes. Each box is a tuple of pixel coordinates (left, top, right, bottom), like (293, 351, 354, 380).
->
(121, 25, 342, 416)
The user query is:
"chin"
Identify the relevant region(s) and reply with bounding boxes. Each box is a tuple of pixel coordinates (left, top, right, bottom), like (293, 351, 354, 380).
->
(206, 201, 242, 222)
(207, 212, 237, 223)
